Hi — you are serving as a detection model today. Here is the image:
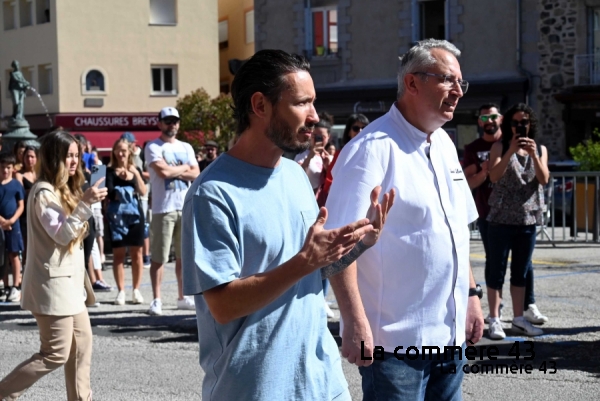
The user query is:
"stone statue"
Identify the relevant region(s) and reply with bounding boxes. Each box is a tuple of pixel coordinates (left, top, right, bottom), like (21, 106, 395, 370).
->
(9, 60, 30, 122)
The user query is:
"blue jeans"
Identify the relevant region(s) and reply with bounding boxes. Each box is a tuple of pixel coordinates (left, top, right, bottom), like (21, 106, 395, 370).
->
(479, 219, 536, 306)
(486, 223, 536, 290)
(359, 349, 465, 401)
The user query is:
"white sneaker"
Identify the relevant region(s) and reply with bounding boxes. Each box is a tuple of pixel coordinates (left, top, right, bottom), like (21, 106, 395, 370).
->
(512, 317, 544, 336)
(177, 296, 195, 310)
(132, 289, 144, 304)
(524, 304, 548, 325)
(114, 291, 125, 305)
(7, 287, 21, 302)
(484, 303, 504, 323)
(148, 298, 163, 315)
(488, 320, 506, 340)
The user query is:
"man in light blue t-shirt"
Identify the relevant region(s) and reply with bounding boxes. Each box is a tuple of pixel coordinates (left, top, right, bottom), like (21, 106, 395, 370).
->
(181, 50, 393, 401)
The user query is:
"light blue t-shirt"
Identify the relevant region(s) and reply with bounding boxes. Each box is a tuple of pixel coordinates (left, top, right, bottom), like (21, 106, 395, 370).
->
(182, 154, 348, 401)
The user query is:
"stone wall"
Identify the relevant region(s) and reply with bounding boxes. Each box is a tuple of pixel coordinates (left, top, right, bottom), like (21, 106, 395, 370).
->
(536, 0, 579, 158)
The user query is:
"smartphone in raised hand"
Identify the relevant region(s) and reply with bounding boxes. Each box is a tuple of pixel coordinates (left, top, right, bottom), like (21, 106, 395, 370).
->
(90, 165, 107, 189)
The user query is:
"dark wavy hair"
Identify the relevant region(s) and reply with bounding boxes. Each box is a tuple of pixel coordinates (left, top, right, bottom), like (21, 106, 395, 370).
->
(500, 103, 539, 153)
(342, 114, 370, 146)
(231, 49, 311, 134)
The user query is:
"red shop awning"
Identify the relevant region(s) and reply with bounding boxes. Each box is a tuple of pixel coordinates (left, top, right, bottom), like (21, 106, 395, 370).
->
(81, 131, 161, 152)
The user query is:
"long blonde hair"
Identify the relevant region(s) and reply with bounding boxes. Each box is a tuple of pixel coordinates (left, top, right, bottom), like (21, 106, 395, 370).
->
(37, 131, 88, 252)
(108, 138, 134, 169)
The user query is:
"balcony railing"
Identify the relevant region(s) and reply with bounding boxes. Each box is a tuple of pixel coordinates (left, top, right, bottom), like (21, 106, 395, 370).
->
(575, 53, 600, 86)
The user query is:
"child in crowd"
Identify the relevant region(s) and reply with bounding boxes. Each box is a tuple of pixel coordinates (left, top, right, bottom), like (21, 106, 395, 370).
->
(0, 153, 25, 302)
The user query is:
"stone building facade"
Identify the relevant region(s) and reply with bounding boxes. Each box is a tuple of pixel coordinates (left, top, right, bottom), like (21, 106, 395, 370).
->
(255, 0, 599, 160)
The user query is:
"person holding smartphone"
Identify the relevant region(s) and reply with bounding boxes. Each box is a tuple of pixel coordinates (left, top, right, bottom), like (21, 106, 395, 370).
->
(294, 111, 334, 194)
(0, 131, 107, 400)
(107, 138, 147, 306)
(486, 103, 550, 339)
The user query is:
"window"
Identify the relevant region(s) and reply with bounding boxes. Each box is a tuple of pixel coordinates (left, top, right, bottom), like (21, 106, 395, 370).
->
(245, 9, 254, 44)
(149, 0, 176, 25)
(312, 7, 337, 56)
(590, 7, 600, 55)
(35, 0, 49, 24)
(219, 19, 228, 49)
(37, 64, 52, 94)
(419, 0, 445, 40)
(151, 66, 177, 95)
(84, 69, 106, 93)
(3, 0, 16, 30)
(19, 0, 33, 27)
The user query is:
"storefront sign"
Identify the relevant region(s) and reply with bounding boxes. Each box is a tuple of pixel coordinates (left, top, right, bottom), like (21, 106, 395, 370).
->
(55, 114, 159, 129)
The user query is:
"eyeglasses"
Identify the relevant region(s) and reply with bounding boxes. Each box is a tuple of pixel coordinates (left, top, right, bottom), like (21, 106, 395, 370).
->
(511, 119, 530, 127)
(413, 72, 469, 94)
(162, 118, 180, 125)
(479, 114, 500, 122)
(351, 125, 364, 133)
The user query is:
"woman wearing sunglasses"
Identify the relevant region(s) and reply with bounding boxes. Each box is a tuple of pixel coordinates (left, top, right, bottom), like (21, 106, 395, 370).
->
(486, 103, 550, 340)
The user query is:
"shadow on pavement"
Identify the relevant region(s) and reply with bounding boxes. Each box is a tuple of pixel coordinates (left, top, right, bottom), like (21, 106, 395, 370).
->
(473, 333, 600, 377)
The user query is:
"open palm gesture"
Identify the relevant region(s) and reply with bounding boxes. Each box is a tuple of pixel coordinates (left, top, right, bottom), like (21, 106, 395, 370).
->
(362, 186, 395, 246)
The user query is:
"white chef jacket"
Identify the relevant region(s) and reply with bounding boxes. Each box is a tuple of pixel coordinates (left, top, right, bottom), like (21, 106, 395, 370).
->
(325, 104, 478, 351)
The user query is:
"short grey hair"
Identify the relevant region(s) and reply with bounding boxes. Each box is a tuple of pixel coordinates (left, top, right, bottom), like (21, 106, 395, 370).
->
(397, 39, 461, 98)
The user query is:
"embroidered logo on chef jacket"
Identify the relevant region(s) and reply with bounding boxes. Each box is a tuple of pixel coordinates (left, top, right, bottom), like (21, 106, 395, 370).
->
(450, 167, 465, 181)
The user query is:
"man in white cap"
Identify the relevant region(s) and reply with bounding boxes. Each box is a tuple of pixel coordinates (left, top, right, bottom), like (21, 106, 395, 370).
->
(145, 107, 200, 315)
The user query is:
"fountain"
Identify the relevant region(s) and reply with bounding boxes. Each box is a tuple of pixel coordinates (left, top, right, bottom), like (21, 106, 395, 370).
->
(28, 87, 53, 128)
(2, 60, 41, 152)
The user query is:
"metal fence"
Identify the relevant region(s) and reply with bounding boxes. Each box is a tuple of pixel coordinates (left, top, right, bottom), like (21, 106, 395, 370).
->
(470, 171, 600, 244)
(574, 53, 600, 86)
(546, 172, 600, 243)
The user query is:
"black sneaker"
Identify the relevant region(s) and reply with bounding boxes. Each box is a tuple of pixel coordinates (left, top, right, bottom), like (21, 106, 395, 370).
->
(92, 280, 112, 292)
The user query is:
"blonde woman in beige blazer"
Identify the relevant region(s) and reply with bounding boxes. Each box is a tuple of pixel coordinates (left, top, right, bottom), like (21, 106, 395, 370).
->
(0, 131, 107, 401)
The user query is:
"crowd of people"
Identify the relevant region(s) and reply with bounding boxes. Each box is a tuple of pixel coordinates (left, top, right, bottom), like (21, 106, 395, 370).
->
(0, 107, 218, 314)
(0, 40, 551, 401)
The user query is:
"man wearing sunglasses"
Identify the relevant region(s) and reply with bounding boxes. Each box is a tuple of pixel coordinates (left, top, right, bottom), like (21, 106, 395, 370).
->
(144, 107, 200, 316)
(464, 103, 503, 253)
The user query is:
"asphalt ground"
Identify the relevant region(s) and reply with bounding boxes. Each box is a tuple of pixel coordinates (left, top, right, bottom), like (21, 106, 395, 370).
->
(1, 238, 599, 400)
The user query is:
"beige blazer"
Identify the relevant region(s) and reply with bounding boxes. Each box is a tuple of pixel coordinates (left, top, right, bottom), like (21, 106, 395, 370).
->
(21, 182, 92, 316)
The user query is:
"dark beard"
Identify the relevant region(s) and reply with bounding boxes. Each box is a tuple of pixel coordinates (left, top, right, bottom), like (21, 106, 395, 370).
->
(162, 128, 177, 137)
(265, 113, 312, 153)
(483, 124, 499, 135)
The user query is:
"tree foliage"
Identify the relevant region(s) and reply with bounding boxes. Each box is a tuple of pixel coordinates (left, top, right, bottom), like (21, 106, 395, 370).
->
(175, 88, 236, 151)
(570, 128, 600, 171)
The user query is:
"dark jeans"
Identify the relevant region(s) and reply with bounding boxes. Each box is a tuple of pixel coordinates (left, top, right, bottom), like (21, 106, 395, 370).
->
(479, 219, 536, 306)
(359, 349, 465, 401)
(486, 223, 536, 292)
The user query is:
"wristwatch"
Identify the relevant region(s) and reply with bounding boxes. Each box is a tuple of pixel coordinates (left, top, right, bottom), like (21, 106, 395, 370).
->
(469, 284, 483, 299)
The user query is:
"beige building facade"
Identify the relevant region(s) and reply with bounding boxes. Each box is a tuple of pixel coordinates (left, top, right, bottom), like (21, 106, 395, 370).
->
(255, 0, 597, 160)
(1, 0, 218, 149)
(218, 0, 254, 93)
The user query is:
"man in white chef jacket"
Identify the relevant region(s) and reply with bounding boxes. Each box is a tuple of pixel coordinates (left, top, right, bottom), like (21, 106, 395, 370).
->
(325, 39, 485, 401)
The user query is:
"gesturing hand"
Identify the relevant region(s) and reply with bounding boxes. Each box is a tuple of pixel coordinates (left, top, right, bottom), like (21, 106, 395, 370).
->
(299, 207, 373, 271)
(82, 178, 108, 206)
(362, 186, 396, 247)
